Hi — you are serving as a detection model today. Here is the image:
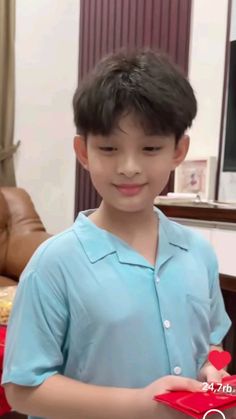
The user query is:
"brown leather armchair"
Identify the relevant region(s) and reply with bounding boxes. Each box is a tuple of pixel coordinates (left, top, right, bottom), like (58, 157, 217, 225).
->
(0, 187, 51, 285)
(0, 187, 51, 418)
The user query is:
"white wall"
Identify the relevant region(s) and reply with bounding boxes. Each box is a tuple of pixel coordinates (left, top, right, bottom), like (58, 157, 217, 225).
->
(187, 0, 228, 160)
(14, 0, 79, 234)
(218, 0, 236, 202)
(230, 0, 236, 41)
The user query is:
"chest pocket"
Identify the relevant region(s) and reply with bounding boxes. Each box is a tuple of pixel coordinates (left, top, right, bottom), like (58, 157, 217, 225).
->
(186, 293, 211, 369)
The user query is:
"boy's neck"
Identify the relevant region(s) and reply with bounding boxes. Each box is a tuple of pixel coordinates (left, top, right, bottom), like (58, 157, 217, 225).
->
(88, 201, 158, 240)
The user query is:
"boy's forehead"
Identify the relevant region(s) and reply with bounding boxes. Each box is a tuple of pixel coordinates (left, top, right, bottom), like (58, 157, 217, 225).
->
(110, 113, 175, 141)
(93, 113, 163, 140)
(96, 130, 173, 145)
(114, 112, 152, 135)
(85, 112, 176, 143)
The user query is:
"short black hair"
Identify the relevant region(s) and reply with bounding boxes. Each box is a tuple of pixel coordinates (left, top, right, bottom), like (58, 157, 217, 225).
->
(73, 48, 197, 141)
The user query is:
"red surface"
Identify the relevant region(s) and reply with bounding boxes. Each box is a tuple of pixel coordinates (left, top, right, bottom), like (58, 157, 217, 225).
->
(0, 326, 12, 415)
(154, 375, 236, 418)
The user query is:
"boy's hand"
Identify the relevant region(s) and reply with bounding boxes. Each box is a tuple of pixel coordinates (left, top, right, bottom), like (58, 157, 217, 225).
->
(143, 374, 203, 395)
(136, 375, 203, 419)
(198, 344, 231, 383)
(198, 361, 230, 383)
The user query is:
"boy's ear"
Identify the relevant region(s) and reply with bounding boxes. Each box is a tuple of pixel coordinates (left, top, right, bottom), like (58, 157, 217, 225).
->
(73, 135, 89, 171)
(172, 134, 190, 170)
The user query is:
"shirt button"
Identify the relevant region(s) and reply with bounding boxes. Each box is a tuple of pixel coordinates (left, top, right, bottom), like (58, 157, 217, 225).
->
(156, 276, 160, 283)
(163, 320, 171, 328)
(173, 366, 182, 375)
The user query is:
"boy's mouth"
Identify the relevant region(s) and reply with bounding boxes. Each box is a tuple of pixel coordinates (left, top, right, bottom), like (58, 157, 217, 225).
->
(114, 183, 146, 196)
(115, 183, 145, 187)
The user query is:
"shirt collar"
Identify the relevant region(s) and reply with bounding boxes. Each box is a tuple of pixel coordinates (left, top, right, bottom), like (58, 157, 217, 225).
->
(73, 206, 189, 266)
(73, 208, 116, 263)
(157, 208, 189, 251)
(156, 208, 189, 270)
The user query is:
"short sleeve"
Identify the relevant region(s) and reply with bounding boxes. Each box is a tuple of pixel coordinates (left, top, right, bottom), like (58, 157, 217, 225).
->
(2, 268, 69, 386)
(208, 251, 232, 345)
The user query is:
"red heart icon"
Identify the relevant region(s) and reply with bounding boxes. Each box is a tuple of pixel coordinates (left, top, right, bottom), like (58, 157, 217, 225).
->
(208, 350, 232, 370)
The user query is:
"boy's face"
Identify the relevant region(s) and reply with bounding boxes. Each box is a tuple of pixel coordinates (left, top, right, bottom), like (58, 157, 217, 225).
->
(74, 114, 189, 213)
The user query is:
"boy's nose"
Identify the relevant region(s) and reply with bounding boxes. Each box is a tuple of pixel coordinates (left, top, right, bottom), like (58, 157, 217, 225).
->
(117, 156, 141, 177)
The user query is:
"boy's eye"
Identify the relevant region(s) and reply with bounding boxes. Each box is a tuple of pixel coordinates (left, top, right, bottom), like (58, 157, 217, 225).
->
(98, 146, 161, 152)
(99, 147, 116, 152)
(143, 147, 161, 152)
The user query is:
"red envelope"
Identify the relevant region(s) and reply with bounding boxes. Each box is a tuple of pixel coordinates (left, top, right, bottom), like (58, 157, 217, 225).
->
(153, 375, 236, 418)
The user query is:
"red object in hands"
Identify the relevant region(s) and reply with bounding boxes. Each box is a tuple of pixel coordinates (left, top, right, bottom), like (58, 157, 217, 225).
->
(153, 375, 236, 419)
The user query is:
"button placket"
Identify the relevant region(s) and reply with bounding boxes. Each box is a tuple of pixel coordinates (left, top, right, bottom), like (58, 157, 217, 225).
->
(173, 366, 182, 375)
(155, 275, 160, 283)
(163, 320, 171, 329)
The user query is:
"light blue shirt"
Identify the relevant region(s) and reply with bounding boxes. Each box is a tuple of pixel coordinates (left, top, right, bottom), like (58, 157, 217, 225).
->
(2, 207, 231, 419)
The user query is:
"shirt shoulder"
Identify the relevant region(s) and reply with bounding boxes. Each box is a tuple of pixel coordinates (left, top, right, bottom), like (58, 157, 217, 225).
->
(157, 208, 218, 270)
(23, 224, 86, 274)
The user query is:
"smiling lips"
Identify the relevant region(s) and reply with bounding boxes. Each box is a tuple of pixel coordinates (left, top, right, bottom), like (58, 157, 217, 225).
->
(114, 183, 146, 196)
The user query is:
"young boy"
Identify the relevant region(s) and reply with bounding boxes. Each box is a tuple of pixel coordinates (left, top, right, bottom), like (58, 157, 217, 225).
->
(2, 49, 234, 419)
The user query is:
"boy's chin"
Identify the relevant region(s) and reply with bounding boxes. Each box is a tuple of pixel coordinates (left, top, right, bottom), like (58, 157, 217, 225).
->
(104, 200, 155, 213)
